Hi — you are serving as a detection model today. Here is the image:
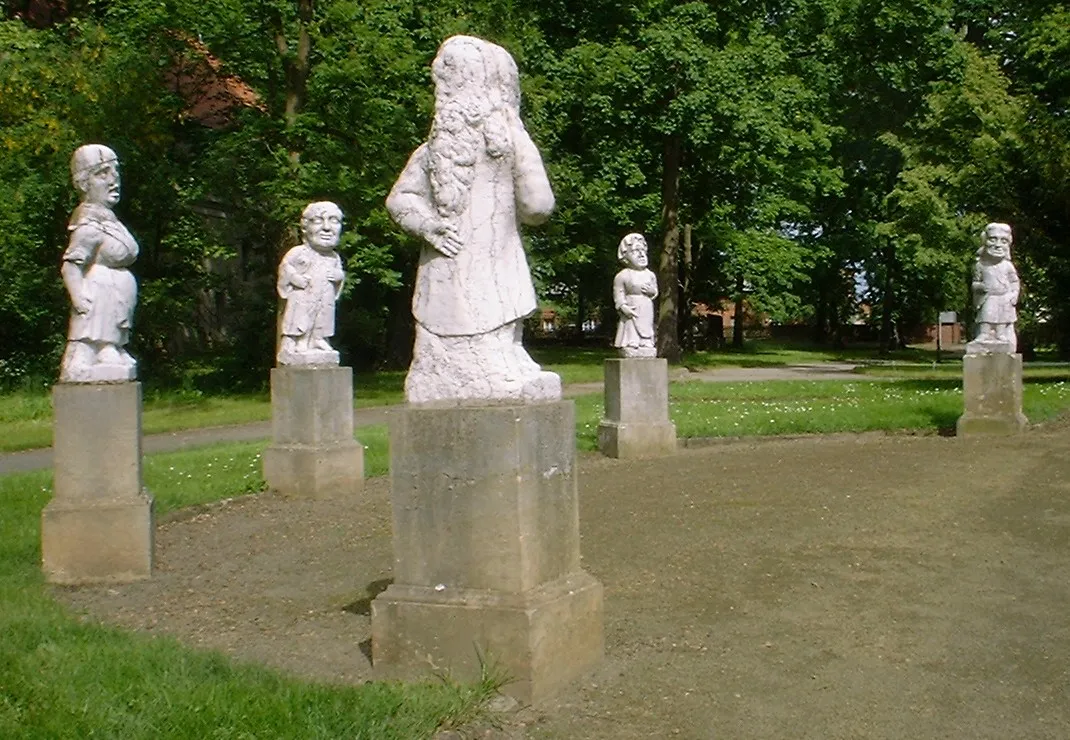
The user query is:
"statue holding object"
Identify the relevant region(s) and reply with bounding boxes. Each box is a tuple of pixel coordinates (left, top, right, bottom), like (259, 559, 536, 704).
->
(277, 201, 346, 366)
(612, 233, 658, 358)
(968, 222, 1019, 354)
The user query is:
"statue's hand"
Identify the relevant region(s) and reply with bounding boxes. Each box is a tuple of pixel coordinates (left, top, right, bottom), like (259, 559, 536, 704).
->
(326, 268, 344, 283)
(619, 305, 639, 320)
(427, 220, 462, 258)
(293, 275, 311, 289)
(72, 293, 92, 315)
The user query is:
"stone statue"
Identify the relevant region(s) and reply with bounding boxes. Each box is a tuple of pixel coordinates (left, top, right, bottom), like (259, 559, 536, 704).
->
(386, 35, 560, 404)
(276, 201, 346, 366)
(60, 145, 139, 383)
(612, 233, 658, 358)
(968, 222, 1019, 354)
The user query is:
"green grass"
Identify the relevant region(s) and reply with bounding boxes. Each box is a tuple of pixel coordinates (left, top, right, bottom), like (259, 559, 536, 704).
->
(530, 345, 617, 384)
(0, 429, 497, 740)
(0, 372, 405, 453)
(572, 377, 1070, 449)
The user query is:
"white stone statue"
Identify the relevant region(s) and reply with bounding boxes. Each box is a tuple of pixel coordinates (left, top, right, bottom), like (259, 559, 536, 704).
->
(60, 145, 138, 383)
(968, 222, 1019, 354)
(276, 201, 346, 366)
(386, 35, 560, 404)
(612, 233, 658, 358)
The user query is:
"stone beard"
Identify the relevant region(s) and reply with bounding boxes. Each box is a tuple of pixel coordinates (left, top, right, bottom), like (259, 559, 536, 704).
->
(276, 202, 346, 367)
(386, 35, 560, 404)
(60, 144, 139, 383)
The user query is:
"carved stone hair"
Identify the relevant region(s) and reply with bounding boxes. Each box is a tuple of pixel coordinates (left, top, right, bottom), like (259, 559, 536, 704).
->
(617, 233, 648, 262)
(70, 144, 118, 194)
(427, 36, 517, 219)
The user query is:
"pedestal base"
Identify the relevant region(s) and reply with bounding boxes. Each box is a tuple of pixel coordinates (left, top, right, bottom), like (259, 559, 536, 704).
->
(42, 494, 154, 584)
(597, 419, 677, 458)
(44, 382, 152, 584)
(598, 358, 676, 458)
(373, 401, 603, 704)
(264, 366, 363, 497)
(372, 571, 603, 705)
(262, 442, 364, 497)
(957, 352, 1028, 435)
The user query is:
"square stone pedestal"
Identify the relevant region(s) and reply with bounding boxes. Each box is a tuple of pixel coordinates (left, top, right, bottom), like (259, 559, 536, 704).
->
(263, 366, 364, 497)
(42, 382, 154, 584)
(598, 358, 676, 458)
(372, 401, 604, 705)
(957, 352, 1028, 435)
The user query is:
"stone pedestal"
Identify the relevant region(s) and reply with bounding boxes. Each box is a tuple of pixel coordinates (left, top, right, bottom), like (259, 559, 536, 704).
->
(597, 358, 676, 458)
(42, 382, 153, 584)
(372, 401, 604, 705)
(957, 352, 1028, 435)
(263, 366, 364, 497)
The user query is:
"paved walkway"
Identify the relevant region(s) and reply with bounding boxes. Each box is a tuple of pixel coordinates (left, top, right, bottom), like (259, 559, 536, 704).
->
(0, 363, 866, 475)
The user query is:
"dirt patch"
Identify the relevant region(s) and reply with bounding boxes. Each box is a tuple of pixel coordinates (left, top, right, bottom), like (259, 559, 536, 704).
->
(57, 431, 1070, 738)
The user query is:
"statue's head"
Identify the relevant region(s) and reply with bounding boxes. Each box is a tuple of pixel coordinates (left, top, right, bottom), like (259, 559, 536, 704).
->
(70, 144, 120, 207)
(301, 201, 343, 252)
(427, 36, 518, 218)
(979, 222, 1012, 263)
(618, 233, 649, 269)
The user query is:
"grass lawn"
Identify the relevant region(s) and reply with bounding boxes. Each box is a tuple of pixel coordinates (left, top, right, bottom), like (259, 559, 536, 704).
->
(570, 377, 1070, 450)
(0, 427, 502, 739)
(0, 372, 406, 453)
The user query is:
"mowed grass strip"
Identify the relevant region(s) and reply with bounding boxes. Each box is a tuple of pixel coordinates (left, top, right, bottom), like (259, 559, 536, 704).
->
(573, 378, 1070, 449)
(0, 371, 407, 453)
(0, 427, 494, 740)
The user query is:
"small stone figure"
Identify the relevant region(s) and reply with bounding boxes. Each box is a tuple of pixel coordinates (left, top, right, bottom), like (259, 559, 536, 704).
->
(968, 222, 1019, 354)
(277, 202, 346, 366)
(60, 144, 139, 383)
(386, 35, 560, 404)
(612, 233, 658, 358)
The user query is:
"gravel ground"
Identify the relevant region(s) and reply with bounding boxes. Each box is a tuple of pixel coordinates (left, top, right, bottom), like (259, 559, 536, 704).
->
(56, 421, 1070, 739)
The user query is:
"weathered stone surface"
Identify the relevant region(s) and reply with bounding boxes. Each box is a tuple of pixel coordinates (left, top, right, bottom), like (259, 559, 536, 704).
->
(42, 495, 154, 584)
(60, 144, 139, 383)
(372, 572, 603, 705)
(612, 233, 658, 359)
(957, 352, 1027, 435)
(372, 400, 603, 703)
(263, 366, 363, 496)
(969, 222, 1019, 353)
(43, 382, 153, 583)
(598, 358, 676, 458)
(276, 202, 345, 367)
(385, 35, 558, 405)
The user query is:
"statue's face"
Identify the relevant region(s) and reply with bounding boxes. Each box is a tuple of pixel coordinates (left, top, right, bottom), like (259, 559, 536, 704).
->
(83, 159, 120, 207)
(623, 239, 648, 268)
(303, 208, 342, 251)
(984, 227, 1012, 261)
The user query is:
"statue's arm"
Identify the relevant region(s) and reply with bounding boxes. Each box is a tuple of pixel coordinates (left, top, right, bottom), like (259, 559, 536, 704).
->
(1007, 263, 1020, 304)
(276, 248, 305, 298)
(386, 144, 461, 257)
(62, 224, 101, 314)
(613, 271, 637, 318)
(331, 253, 345, 300)
(511, 122, 555, 226)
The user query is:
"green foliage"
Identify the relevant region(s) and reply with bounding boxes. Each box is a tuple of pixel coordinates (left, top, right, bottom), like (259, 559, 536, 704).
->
(3, 0, 1070, 377)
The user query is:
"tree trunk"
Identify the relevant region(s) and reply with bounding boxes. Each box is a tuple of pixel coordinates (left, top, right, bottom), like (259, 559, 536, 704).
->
(657, 135, 683, 363)
(273, 0, 313, 165)
(732, 273, 745, 349)
(680, 223, 692, 350)
(878, 240, 896, 355)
